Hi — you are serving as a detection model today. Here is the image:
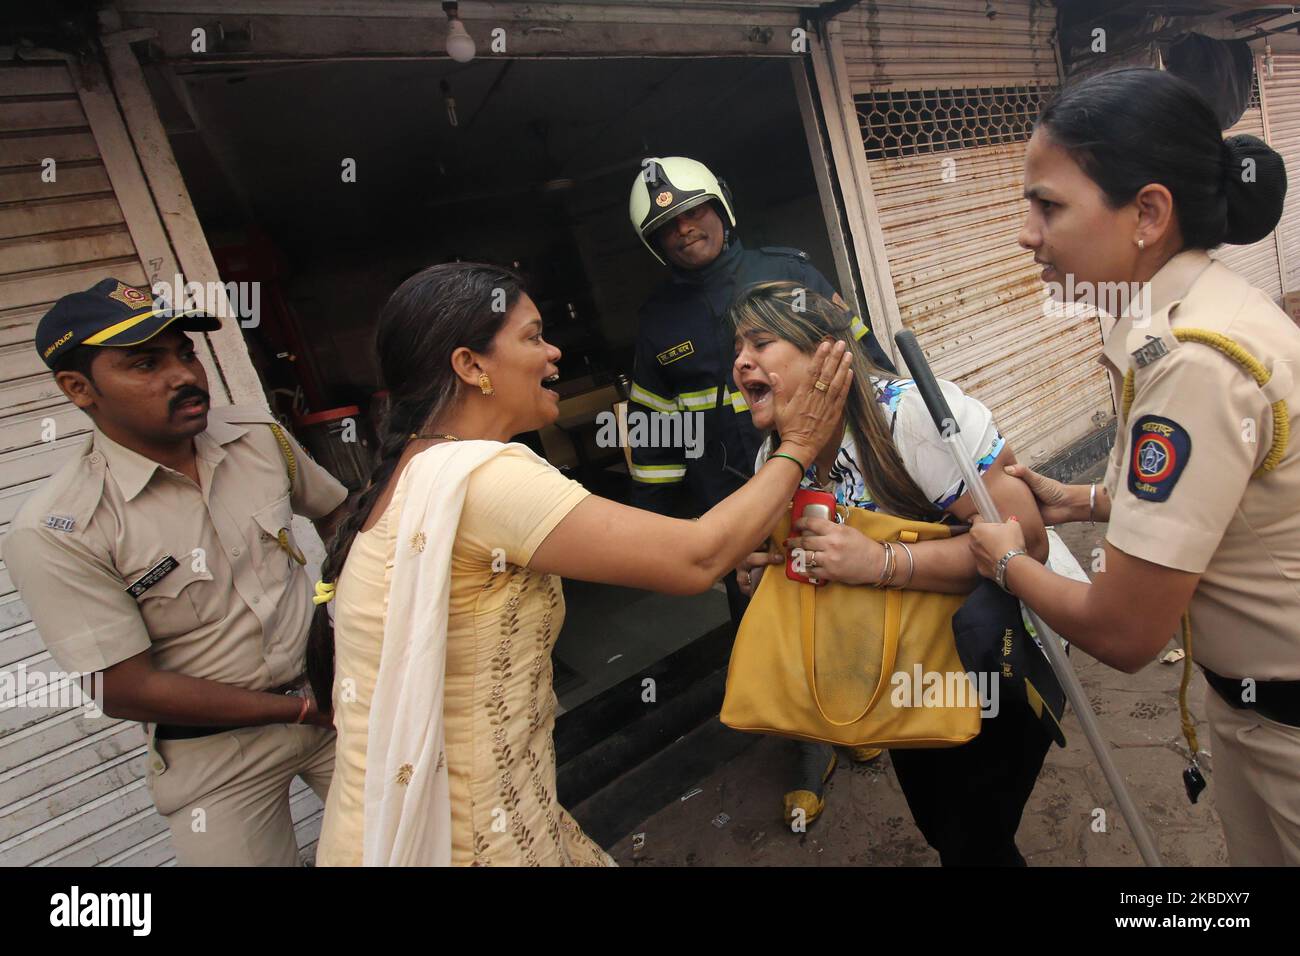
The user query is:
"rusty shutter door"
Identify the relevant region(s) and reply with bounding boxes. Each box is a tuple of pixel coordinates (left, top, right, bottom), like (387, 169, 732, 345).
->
(832, 0, 1114, 467)
(0, 56, 320, 867)
(1212, 75, 1283, 302)
(0, 57, 167, 868)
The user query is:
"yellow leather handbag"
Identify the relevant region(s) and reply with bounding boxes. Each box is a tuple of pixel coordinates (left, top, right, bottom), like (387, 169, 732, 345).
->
(721, 505, 982, 749)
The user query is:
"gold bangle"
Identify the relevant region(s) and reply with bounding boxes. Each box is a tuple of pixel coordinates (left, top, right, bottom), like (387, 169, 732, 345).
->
(892, 540, 915, 589)
(875, 541, 895, 588)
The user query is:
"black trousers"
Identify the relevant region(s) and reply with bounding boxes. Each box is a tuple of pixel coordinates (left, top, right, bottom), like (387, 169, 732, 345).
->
(889, 698, 1053, 866)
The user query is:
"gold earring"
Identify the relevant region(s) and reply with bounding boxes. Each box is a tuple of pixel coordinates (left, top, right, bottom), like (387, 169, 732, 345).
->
(1137, 238, 1145, 250)
(478, 373, 494, 396)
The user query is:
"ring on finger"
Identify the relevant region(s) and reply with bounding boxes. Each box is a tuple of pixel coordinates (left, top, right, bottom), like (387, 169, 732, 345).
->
(807, 550, 818, 568)
(814, 380, 829, 392)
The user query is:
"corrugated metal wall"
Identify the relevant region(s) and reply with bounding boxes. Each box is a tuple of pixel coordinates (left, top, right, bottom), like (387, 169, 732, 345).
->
(1212, 76, 1283, 301)
(834, 0, 1114, 466)
(0, 58, 320, 866)
(1263, 54, 1300, 295)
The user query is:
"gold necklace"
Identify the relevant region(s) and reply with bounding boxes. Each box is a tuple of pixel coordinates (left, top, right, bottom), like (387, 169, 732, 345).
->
(410, 433, 461, 441)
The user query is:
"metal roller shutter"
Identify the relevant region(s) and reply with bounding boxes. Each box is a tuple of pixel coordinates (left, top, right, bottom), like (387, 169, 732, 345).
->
(831, 0, 1114, 466)
(1212, 75, 1283, 302)
(1263, 54, 1300, 294)
(0, 56, 318, 866)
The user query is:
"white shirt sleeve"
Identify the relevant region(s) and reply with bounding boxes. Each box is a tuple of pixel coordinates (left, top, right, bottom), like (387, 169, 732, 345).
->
(890, 379, 1005, 508)
(753, 435, 773, 475)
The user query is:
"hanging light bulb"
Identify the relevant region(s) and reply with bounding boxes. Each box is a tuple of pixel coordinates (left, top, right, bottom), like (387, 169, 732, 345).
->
(442, 2, 476, 62)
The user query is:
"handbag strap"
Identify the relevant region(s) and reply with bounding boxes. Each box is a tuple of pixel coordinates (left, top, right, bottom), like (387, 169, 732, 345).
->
(798, 529, 917, 726)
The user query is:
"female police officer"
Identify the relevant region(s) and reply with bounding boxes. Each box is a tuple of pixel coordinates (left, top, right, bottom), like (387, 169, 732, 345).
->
(968, 68, 1300, 866)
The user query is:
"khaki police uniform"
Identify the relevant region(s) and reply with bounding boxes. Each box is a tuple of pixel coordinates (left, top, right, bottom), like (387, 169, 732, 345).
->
(1100, 249, 1300, 865)
(4, 404, 348, 865)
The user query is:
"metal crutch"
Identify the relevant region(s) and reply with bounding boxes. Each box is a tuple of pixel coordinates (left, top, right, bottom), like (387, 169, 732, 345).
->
(894, 330, 1163, 867)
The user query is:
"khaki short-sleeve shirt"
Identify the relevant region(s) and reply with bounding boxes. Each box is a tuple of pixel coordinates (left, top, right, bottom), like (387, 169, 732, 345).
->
(1100, 250, 1300, 679)
(4, 405, 348, 688)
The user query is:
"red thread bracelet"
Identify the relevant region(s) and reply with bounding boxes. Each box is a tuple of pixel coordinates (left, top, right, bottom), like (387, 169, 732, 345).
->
(295, 695, 310, 724)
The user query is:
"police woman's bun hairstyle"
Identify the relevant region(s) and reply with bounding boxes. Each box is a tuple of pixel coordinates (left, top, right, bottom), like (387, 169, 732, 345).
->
(1038, 68, 1287, 248)
(1222, 133, 1287, 244)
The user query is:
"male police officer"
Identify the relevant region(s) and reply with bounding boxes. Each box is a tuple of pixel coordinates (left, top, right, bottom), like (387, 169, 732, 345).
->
(4, 279, 348, 866)
(626, 157, 893, 826)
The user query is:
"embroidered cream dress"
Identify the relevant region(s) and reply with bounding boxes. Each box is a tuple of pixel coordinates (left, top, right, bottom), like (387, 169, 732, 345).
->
(316, 445, 613, 866)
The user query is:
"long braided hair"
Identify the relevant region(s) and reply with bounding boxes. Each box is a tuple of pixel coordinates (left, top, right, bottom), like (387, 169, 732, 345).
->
(305, 262, 524, 706)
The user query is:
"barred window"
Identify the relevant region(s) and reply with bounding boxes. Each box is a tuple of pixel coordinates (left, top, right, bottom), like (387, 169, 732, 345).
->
(855, 83, 1057, 161)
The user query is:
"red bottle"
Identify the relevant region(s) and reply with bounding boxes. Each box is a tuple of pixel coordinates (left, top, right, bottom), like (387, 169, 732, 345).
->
(786, 487, 838, 585)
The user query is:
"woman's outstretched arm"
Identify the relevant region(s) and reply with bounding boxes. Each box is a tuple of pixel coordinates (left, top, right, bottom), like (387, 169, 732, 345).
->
(530, 342, 852, 595)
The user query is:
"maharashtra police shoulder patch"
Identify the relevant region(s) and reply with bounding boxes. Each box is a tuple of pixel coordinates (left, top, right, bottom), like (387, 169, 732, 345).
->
(1128, 415, 1191, 502)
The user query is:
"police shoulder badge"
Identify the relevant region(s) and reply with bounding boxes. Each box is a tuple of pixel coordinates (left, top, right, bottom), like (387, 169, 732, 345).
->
(1131, 336, 1169, 369)
(1128, 415, 1191, 502)
(107, 281, 150, 309)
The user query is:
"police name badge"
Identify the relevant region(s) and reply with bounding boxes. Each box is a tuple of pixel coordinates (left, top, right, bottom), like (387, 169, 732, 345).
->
(125, 555, 179, 598)
(656, 340, 694, 366)
(1128, 416, 1191, 502)
(43, 514, 75, 533)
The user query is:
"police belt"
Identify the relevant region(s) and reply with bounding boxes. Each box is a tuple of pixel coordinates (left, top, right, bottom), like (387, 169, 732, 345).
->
(1201, 665, 1300, 728)
(154, 674, 308, 740)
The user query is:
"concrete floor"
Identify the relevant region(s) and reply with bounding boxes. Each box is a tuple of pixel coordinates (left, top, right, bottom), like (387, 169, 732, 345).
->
(607, 519, 1230, 867)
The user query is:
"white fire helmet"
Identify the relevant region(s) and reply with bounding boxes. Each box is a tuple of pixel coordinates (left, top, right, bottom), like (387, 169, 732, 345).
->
(629, 156, 736, 264)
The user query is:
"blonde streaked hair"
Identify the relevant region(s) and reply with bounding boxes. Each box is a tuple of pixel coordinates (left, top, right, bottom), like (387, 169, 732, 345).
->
(728, 281, 941, 520)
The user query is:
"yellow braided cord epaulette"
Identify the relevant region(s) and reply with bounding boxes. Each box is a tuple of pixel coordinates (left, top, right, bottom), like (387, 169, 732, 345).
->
(1178, 612, 1199, 760)
(1121, 328, 1289, 476)
(278, 528, 307, 566)
(268, 422, 298, 488)
(1122, 329, 1285, 777)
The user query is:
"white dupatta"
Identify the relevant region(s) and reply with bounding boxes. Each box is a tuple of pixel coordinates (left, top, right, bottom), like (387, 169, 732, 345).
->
(362, 439, 517, 866)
